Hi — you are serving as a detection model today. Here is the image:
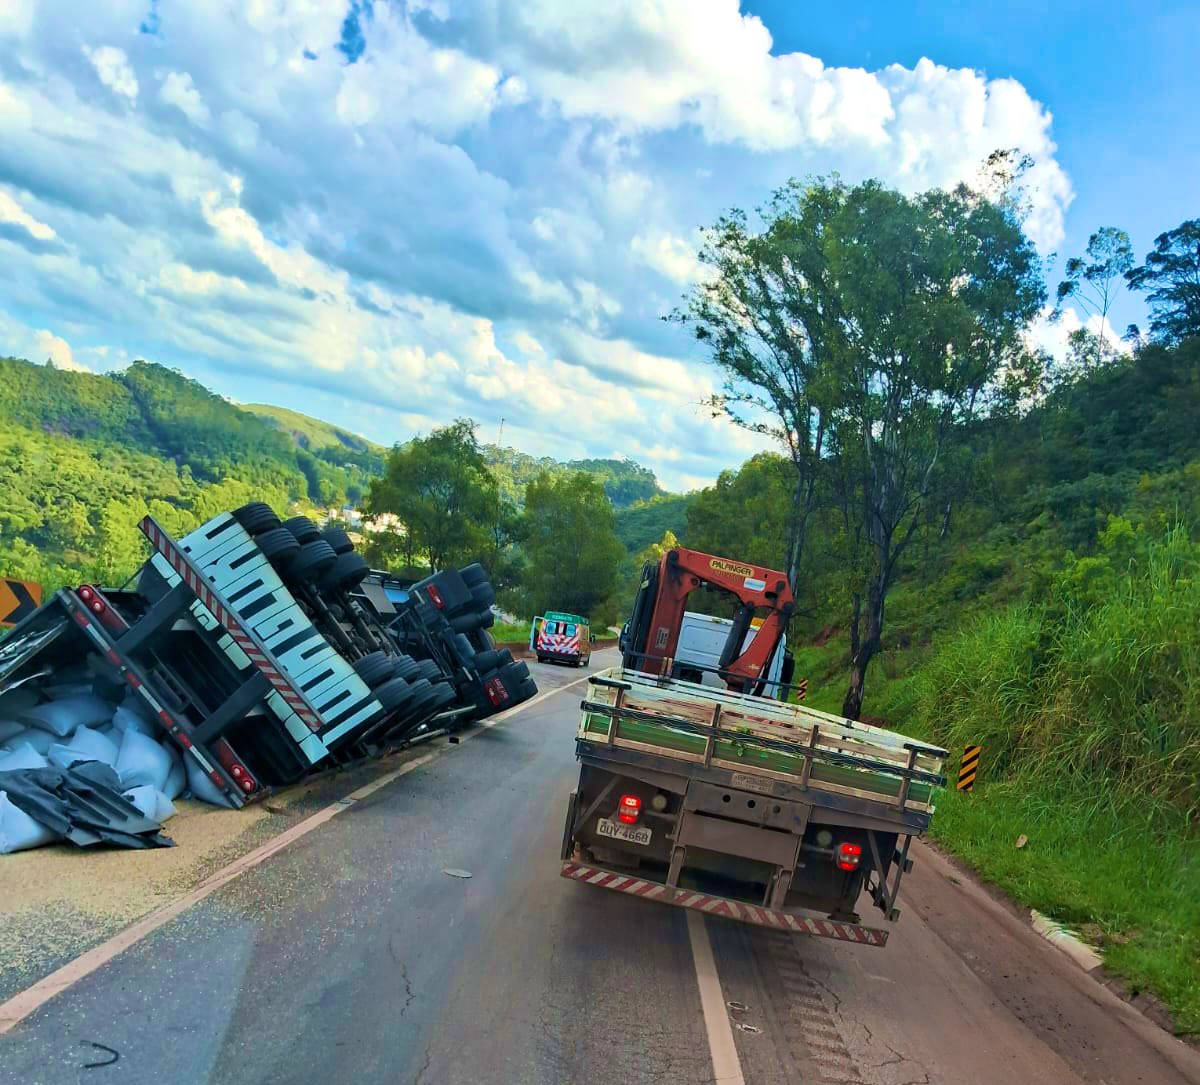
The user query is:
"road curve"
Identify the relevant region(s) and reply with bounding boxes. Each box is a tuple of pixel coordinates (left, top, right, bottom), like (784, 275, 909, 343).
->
(1, 650, 1195, 1085)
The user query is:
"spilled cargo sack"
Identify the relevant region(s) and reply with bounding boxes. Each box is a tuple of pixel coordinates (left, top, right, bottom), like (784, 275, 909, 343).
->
(0, 789, 60, 854)
(0, 743, 50, 772)
(122, 785, 177, 824)
(48, 725, 119, 771)
(18, 694, 114, 737)
(0, 727, 55, 755)
(184, 752, 236, 808)
(115, 728, 171, 791)
(111, 701, 158, 737)
(0, 720, 26, 744)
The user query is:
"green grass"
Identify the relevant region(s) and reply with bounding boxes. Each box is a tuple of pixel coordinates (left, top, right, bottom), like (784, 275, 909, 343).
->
(861, 526, 1200, 1034)
(492, 620, 532, 644)
(926, 779, 1200, 1034)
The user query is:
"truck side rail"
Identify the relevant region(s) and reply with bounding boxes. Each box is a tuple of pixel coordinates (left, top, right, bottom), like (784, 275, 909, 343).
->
(578, 667, 946, 813)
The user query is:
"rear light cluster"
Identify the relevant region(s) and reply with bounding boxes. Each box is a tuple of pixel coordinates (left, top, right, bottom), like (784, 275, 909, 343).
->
(77, 585, 126, 631)
(425, 584, 445, 609)
(213, 740, 258, 794)
(617, 794, 641, 824)
(836, 842, 862, 872)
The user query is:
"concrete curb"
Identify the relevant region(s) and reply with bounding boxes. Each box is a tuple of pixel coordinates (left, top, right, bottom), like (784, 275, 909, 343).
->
(1029, 909, 1104, 973)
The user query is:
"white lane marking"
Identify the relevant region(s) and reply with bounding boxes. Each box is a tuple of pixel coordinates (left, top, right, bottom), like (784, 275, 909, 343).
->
(686, 910, 746, 1085)
(0, 660, 607, 1035)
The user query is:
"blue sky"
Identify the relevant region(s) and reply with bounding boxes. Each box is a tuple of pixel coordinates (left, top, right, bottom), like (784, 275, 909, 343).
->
(0, 1, 1194, 489)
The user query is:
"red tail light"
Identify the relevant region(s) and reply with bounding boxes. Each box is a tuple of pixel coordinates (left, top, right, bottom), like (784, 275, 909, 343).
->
(425, 584, 445, 608)
(836, 842, 862, 871)
(617, 794, 641, 824)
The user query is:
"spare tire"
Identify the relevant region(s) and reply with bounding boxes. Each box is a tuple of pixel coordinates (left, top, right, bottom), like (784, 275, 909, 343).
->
(283, 516, 322, 544)
(286, 539, 337, 582)
(322, 551, 369, 592)
(256, 527, 301, 566)
(353, 651, 394, 688)
(232, 502, 280, 536)
(459, 563, 489, 588)
(321, 527, 355, 555)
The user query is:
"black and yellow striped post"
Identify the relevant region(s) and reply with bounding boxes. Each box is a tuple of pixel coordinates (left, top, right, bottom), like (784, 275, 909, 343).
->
(957, 745, 982, 792)
(795, 678, 809, 701)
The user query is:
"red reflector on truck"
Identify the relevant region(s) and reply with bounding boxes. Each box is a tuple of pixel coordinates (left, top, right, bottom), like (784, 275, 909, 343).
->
(836, 842, 862, 871)
(617, 794, 641, 824)
(425, 584, 444, 608)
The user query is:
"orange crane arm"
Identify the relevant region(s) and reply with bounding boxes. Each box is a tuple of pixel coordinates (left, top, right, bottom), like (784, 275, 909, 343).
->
(627, 547, 794, 692)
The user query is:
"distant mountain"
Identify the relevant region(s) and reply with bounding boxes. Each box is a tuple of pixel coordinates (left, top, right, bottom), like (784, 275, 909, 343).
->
(244, 403, 388, 456)
(483, 445, 664, 510)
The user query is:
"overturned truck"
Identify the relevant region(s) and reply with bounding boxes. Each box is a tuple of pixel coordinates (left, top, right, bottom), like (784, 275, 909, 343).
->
(0, 503, 536, 810)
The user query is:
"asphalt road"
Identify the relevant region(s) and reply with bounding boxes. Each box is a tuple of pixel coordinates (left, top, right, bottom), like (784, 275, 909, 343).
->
(2, 649, 1197, 1085)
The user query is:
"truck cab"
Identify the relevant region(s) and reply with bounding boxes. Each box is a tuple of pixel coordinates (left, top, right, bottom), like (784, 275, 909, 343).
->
(673, 611, 792, 699)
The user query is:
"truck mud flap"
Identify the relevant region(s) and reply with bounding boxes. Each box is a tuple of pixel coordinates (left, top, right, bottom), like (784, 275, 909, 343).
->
(561, 860, 889, 947)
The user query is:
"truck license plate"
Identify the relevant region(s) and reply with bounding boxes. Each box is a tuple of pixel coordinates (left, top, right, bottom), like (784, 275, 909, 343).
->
(596, 817, 652, 846)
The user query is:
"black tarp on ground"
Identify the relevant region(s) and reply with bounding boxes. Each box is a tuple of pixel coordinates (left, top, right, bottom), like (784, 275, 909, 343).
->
(0, 761, 174, 849)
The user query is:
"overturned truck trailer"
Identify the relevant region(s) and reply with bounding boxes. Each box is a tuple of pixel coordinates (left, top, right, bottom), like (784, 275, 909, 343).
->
(0, 504, 536, 808)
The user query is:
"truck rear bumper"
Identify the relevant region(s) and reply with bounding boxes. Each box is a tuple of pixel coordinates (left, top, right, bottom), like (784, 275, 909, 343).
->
(560, 860, 889, 946)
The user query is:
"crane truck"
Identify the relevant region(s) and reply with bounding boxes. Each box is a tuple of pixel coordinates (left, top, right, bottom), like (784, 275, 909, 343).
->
(559, 547, 947, 946)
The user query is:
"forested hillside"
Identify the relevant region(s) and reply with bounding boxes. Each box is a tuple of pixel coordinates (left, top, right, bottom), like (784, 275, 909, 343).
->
(0, 356, 672, 597)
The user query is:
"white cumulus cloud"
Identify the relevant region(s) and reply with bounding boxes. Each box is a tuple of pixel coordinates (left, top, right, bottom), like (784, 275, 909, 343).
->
(161, 71, 210, 126)
(0, 187, 55, 240)
(83, 45, 138, 102)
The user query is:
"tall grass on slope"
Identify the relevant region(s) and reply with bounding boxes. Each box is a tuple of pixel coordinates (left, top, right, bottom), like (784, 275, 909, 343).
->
(918, 524, 1199, 811)
(911, 525, 1200, 1032)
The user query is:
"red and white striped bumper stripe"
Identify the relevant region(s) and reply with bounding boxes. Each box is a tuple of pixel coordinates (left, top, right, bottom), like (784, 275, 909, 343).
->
(560, 861, 889, 946)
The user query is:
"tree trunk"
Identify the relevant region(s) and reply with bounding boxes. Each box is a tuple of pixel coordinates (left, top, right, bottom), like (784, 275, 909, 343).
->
(841, 576, 883, 720)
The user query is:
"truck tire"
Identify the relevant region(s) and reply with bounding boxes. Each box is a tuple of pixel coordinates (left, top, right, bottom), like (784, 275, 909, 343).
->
(469, 582, 496, 609)
(372, 676, 412, 714)
(517, 676, 538, 702)
(469, 629, 496, 654)
(496, 649, 514, 668)
(353, 651, 394, 687)
(415, 658, 442, 682)
(449, 611, 483, 635)
(472, 649, 501, 673)
(286, 539, 337, 582)
(477, 608, 495, 630)
(390, 655, 422, 682)
(459, 563, 488, 588)
(283, 516, 321, 544)
(232, 502, 280, 535)
(322, 551, 369, 592)
(256, 527, 301, 566)
(321, 527, 354, 555)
